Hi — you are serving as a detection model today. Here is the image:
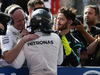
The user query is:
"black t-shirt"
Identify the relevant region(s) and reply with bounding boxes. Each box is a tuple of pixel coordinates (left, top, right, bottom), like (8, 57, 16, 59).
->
(72, 23, 100, 66)
(60, 32, 83, 67)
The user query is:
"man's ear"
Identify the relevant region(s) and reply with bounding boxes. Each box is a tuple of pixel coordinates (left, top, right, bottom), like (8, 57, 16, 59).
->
(96, 15, 98, 20)
(68, 20, 73, 25)
(28, 8, 32, 15)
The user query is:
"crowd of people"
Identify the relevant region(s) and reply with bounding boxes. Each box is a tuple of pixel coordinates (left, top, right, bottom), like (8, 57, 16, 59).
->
(0, 0, 100, 75)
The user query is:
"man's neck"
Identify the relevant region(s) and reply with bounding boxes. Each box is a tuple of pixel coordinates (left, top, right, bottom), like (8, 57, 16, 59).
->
(88, 22, 97, 31)
(59, 29, 69, 36)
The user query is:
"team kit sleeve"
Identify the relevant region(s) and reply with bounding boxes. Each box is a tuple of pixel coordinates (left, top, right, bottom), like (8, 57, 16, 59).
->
(57, 42, 63, 65)
(1, 32, 14, 54)
(11, 48, 25, 69)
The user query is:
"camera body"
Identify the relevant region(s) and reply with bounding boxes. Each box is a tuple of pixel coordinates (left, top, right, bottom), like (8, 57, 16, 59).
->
(71, 15, 83, 26)
(0, 12, 11, 35)
(90, 26, 100, 35)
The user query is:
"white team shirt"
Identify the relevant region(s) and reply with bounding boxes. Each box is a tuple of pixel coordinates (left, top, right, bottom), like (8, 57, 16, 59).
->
(1, 25, 21, 54)
(12, 32, 63, 75)
(25, 18, 31, 32)
(42, 0, 51, 9)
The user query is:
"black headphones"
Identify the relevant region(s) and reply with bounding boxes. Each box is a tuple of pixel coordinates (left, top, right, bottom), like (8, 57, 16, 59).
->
(8, 7, 23, 15)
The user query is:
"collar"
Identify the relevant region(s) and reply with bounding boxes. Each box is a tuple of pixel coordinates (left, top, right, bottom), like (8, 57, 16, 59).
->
(7, 25, 21, 34)
(34, 30, 50, 37)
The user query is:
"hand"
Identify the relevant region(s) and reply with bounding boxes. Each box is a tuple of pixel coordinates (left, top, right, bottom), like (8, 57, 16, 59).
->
(74, 21, 85, 32)
(0, 23, 4, 30)
(52, 24, 57, 30)
(52, 17, 57, 30)
(20, 29, 29, 37)
(96, 35, 100, 43)
(96, 34, 100, 39)
(22, 34, 39, 43)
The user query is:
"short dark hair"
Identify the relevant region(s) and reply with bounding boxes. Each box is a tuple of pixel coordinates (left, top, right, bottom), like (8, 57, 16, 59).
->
(84, 5, 99, 16)
(58, 6, 77, 21)
(27, 0, 44, 9)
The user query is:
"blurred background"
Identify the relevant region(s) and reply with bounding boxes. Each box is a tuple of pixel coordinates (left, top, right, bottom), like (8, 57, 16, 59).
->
(0, 0, 99, 16)
(0, 0, 100, 25)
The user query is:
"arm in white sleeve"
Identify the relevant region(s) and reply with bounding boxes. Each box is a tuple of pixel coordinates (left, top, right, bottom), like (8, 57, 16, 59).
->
(57, 44, 63, 65)
(11, 49, 25, 69)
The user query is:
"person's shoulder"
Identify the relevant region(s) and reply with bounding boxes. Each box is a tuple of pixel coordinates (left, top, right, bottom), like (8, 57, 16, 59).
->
(51, 32, 59, 36)
(6, 26, 13, 34)
(1, 26, 13, 38)
(51, 32, 61, 40)
(96, 23, 100, 28)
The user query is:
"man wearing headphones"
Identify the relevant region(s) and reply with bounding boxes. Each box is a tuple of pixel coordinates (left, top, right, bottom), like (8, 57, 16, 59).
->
(0, 4, 39, 65)
(12, 8, 63, 75)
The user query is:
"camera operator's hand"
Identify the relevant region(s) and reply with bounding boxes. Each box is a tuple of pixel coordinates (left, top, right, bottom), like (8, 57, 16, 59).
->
(0, 23, 4, 30)
(0, 23, 6, 35)
(74, 21, 85, 32)
(52, 17, 57, 30)
(96, 34, 100, 39)
(74, 21, 95, 44)
(96, 35, 100, 43)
